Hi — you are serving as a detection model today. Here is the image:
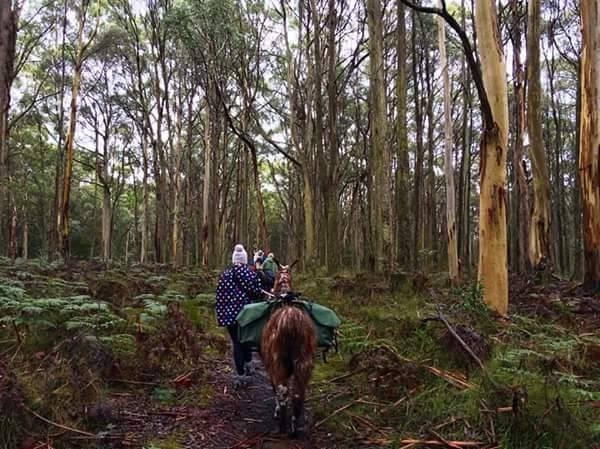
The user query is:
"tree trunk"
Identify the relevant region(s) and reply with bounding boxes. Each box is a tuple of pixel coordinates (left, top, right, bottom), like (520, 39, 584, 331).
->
(22, 198, 28, 260)
(510, 0, 530, 274)
(51, 0, 68, 259)
(201, 98, 212, 266)
(102, 186, 112, 261)
(58, 21, 86, 260)
(140, 130, 149, 263)
(424, 43, 436, 269)
(546, 57, 567, 273)
(572, 58, 583, 279)
(249, 136, 268, 251)
(309, 0, 325, 266)
(579, 0, 600, 290)
(325, 0, 339, 273)
(0, 1, 17, 256)
(438, 12, 459, 284)
(526, 0, 551, 273)
(412, 13, 424, 269)
(8, 200, 16, 259)
(367, 0, 387, 272)
(395, 0, 411, 269)
(457, 0, 472, 277)
(475, 0, 509, 315)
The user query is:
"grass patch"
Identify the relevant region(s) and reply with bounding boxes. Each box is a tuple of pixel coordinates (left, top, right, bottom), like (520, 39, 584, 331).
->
(292, 275, 600, 447)
(144, 436, 183, 449)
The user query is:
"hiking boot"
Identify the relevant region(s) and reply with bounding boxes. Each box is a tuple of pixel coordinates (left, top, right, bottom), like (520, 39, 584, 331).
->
(232, 374, 249, 390)
(244, 361, 255, 376)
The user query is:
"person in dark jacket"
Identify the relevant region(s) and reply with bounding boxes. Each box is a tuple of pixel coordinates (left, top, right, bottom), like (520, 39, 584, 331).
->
(261, 252, 278, 292)
(215, 244, 262, 388)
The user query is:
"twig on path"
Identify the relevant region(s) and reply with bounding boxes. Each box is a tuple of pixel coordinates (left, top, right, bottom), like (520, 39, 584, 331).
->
(107, 378, 159, 386)
(400, 439, 485, 448)
(427, 429, 462, 449)
(346, 412, 389, 437)
(148, 410, 199, 418)
(228, 432, 282, 449)
(316, 368, 365, 384)
(433, 416, 461, 430)
(23, 405, 94, 437)
(313, 399, 361, 428)
(355, 398, 392, 407)
(307, 390, 349, 403)
(171, 370, 195, 384)
(364, 438, 486, 447)
(425, 366, 472, 389)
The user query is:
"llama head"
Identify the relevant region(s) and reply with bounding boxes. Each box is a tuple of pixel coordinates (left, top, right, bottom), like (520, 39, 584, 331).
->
(273, 260, 298, 295)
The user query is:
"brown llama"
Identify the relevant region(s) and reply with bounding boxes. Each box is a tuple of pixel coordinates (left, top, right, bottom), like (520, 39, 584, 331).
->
(261, 262, 317, 435)
(271, 260, 296, 295)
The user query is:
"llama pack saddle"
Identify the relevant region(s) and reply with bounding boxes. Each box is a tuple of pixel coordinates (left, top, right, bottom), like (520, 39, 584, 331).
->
(236, 293, 341, 353)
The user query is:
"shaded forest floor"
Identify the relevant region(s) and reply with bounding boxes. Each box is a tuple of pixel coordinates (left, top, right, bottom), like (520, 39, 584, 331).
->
(1, 259, 599, 449)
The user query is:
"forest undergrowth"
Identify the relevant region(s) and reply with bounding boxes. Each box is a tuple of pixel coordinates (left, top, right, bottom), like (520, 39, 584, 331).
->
(0, 259, 599, 449)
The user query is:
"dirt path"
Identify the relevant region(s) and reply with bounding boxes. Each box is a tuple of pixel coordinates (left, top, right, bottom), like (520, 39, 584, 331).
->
(106, 354, 342, 449)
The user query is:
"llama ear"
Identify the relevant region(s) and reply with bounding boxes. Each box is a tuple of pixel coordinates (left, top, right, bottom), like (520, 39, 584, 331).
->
(289, 259, 299, 270)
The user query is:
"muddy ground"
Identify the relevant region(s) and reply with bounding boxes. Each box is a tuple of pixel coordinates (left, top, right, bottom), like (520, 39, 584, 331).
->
(101, 353, 341, 449)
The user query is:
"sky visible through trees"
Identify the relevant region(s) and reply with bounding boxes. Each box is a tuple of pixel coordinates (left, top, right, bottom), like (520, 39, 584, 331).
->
(0, 0, 595, 305)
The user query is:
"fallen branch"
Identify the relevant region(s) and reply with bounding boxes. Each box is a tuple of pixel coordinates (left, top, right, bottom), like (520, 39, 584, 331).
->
(317, 368, 365, 384)
(433, 302, 498, 388)
(480, 406, 512, 414)
(425, 366, 472, 389)
(365, 437, 487, 447)
(313, 400, 359, 428)
(346, 412, 389, 437)
(382, 388, 417, 411)
(427, 429, 462, 449)
(172, 370, 195, 383)
(24, 405, 94, 437)
(228, 432, 281, 449)
(400, 439, 485, 447)
(434, 306, 485, 371)
(107, 378, 159, 386)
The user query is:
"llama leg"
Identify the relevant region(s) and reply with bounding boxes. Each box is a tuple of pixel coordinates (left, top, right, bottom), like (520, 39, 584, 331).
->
(272, 384, 280, 418)
(291, 394, 304, 436)
(291, 374, 306, 436)
(275, 384, 288, 433)
(278, 399, 287, 434)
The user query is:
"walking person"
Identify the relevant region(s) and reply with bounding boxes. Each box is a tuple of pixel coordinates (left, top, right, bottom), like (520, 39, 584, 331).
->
(215, 244, 262, 388)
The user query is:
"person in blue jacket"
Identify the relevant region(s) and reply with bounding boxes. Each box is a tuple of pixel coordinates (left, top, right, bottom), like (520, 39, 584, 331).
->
(215, 244, 262, 388)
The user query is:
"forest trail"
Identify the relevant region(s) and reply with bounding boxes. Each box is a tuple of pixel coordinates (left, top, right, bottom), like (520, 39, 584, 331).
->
(105, 352, 338, 449)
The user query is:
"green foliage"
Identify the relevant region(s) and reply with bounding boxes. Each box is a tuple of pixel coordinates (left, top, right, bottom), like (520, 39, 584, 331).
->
(0, 282, 26, 300)
(0, 294, 123, 333)
(303, 275, 600, 447)
(151, 386, 177, 405)
(451, 281, 488, 316)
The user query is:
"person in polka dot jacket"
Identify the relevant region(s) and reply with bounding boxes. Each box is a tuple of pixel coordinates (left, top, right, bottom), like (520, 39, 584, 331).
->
(215, 243, 262, 387)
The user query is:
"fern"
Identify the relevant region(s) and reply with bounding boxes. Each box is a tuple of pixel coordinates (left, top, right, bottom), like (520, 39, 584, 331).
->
(0, 292, 125, 345)
(0, 283, 26, 300)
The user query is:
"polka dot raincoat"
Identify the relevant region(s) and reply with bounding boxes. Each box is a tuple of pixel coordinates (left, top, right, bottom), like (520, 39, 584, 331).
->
(215, 263, 262, 327)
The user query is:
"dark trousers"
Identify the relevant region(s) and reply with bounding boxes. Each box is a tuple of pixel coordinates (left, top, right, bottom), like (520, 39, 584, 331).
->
(227, 324, 252, 375)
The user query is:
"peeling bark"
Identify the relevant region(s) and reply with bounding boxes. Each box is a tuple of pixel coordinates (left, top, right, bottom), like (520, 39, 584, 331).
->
(579, 1, 600, 290)
(438, 12, 459, 284)
(475, 0, 509, 315)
